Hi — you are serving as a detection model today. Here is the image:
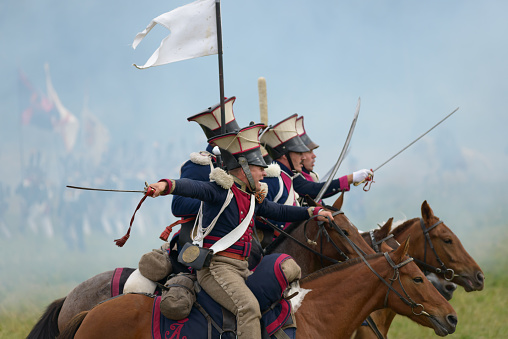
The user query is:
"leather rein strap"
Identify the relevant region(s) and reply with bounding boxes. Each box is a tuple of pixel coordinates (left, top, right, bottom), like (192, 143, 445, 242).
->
(412, 219, 456, 281)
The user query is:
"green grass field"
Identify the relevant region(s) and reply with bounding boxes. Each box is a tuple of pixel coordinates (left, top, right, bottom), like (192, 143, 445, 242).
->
(1, 222, 507, 338)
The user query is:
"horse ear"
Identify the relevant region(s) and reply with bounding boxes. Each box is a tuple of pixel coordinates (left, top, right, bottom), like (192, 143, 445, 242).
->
(393, 236, 410, 262)
(332, 192, 344, 210)
(421, 200, 435, 223)
(305, 195, 318, 207)
(380, 217, 393, 237)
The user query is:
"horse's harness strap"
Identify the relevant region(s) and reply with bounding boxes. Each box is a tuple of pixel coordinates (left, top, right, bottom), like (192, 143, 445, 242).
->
(420, 219, 455, 280)
(365, 315, 385, 339)
(370, 231, 394, 253)
(194, 301, 237, 338)
(259, 216, 340, 265)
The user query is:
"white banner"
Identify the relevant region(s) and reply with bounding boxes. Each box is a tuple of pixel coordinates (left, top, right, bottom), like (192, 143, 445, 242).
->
(133, 0, 218, 69)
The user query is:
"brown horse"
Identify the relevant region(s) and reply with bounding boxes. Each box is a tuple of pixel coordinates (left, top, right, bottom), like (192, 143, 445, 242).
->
(266, 193, 376, 276)
(58, 239, 457, 339)
(28, 193, 374, 337)
(353, 200, 483, 339)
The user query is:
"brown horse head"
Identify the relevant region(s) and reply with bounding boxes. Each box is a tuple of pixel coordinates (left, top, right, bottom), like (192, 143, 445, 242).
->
(390, 201, 484, 292)
(361, 217, 396, 253)
(385, 238, 458, 336)
(306, 193, 377, 270)
(272, 193, 376, 275)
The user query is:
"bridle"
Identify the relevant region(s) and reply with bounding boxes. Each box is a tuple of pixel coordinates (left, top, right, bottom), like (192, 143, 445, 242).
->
(412, 219, 456, 281)
(260, 207, 364, 267)
(369, 228, 395, 253)
(324, 215, 431, 318)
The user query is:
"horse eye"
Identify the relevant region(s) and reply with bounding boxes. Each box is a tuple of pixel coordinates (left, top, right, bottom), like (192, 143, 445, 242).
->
(413, 277, 424, 284)
(443, 239, 452, 244)
(341, 229, 349, 236)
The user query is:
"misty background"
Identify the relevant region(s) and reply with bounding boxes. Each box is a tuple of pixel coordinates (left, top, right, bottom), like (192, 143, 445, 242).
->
(1, 0, 507, 309)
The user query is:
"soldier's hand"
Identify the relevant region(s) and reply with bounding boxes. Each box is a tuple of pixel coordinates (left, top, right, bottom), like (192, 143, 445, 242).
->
(147, 182, 168, 197)
(316, 210, 334, 222)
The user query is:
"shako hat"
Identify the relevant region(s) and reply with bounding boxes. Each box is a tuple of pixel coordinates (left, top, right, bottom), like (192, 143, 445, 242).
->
(208, 124, 268, 171)
(187, 96, 240, 139)
(296, 116, 319, 150)
(260, 114, 309, 160)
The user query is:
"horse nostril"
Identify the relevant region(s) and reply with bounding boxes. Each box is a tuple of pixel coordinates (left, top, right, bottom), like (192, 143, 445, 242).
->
(446, 314, 458, 327)
(445, 282, 457, 292)
(477, 272, 485, 283)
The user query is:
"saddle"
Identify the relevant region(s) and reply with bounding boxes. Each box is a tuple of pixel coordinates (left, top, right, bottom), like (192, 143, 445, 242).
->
(152, 253, 298, 339)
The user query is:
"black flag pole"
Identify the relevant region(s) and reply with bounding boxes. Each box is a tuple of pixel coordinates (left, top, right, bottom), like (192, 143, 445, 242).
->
(215, 0, 226, 135)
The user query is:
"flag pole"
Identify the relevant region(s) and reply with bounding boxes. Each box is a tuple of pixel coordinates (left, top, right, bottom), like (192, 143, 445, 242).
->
(215, 0, 226, 135)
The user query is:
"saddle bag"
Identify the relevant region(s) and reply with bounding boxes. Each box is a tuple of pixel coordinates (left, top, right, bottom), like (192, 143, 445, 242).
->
(160, 273, 197, 320)
(138, 243, 172, 282)
(177, 242, 213, 270)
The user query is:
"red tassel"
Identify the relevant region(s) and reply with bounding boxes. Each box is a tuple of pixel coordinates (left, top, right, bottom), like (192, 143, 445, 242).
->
(114, 187, 155, 247)
(114, 234, 129, 247)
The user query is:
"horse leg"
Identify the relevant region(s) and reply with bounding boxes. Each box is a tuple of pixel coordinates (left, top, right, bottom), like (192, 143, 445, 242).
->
(58, 270, 114, 332)
(27, 297, 66, 339)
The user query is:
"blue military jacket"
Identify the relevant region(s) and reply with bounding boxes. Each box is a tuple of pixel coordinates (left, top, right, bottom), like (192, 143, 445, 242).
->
(167, 177, 311, 257)
(171, 145, 215, 218)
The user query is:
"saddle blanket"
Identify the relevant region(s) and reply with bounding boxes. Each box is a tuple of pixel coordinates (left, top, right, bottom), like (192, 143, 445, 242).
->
(152, 253, 297, 339)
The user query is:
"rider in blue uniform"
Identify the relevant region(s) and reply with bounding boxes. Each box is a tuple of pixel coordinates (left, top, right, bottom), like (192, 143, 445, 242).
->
(165, 96, 240, 248)
(148, 124, 333, 339)
(259, 114, 372, 231)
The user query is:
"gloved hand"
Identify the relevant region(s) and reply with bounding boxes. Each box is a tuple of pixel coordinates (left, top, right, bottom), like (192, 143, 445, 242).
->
(352, 169, 373, 183)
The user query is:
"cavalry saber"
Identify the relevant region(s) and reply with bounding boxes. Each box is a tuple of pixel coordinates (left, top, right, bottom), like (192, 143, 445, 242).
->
(66, 185, 145, 193)
(355, 106, 460, 186)
(315, 97, 361, 201)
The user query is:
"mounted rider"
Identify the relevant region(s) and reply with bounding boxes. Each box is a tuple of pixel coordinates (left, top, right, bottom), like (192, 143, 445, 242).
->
(258, 114, 372, 230)
(147, 124, 333, 339)
(163, 96, 240, 249)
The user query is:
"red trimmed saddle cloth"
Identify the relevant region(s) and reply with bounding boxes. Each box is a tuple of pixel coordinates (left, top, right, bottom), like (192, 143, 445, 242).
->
(152, 253, 297, 339)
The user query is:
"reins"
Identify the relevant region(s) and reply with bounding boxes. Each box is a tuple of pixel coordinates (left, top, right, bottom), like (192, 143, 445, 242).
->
(258, 215, 343, 265)
(322, 216, 431, 318)
(412, 219, 456, 281)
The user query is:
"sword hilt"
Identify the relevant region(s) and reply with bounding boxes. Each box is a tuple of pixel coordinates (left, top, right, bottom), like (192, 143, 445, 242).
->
(353, 172, 374, 187)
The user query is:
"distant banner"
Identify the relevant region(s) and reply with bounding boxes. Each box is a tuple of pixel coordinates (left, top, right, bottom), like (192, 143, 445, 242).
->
(18, 69, 58, 130)
(45, 63, 80, 153)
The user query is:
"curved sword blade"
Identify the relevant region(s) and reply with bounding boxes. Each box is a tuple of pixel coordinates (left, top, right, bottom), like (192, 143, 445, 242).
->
(315, 97, 361, 201)
(66, 185, 145, 193)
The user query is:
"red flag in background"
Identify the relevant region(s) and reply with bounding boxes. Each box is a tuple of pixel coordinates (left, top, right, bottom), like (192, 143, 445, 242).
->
(44, 63, 80, 153)
(18, 69, 58, 130)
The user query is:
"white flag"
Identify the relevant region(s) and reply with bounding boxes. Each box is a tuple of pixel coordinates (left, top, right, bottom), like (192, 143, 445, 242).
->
(133, 0, 218, 69)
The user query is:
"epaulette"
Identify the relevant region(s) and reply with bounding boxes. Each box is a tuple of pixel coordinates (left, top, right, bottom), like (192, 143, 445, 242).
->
(255, 182, 268, 203)
(209, 167, 234, 189)
(189, 151, 213, 166)
(264, 163, 281, 178)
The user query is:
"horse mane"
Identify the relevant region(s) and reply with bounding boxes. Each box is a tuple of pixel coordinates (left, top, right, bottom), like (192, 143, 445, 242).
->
(300, 252, 384, 284)
(389, 218, 420, 238)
